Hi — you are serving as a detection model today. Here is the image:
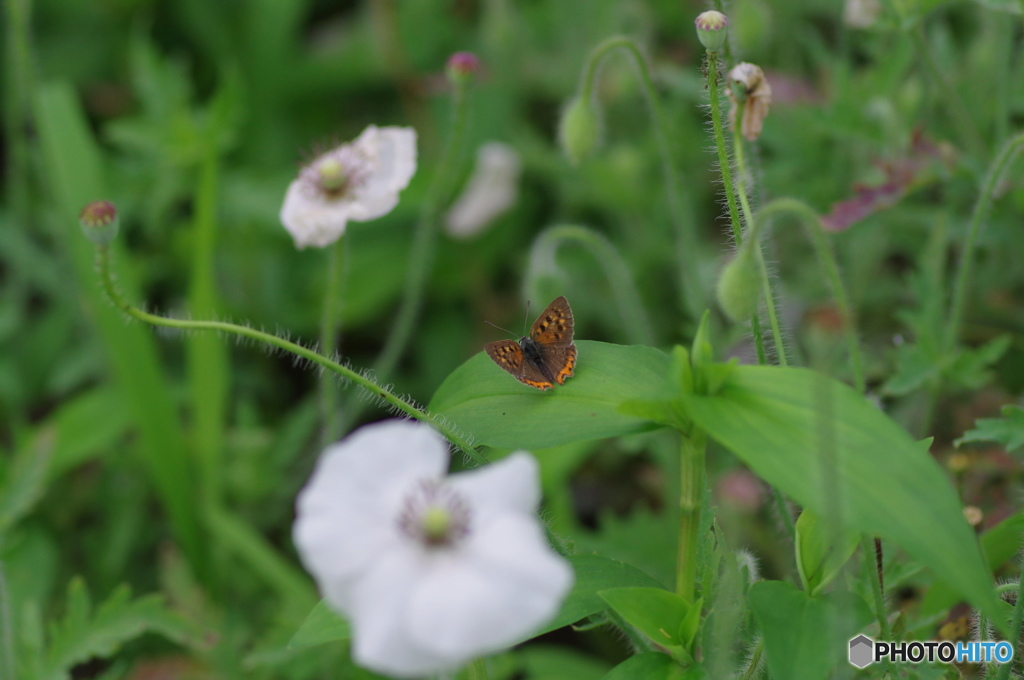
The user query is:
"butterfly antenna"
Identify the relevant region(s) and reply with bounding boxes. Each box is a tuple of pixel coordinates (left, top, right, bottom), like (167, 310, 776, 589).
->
(484, 320, 517, 337)
(522, 300, 532, 334)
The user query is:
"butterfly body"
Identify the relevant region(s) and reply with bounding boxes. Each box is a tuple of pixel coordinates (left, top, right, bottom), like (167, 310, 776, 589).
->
(485, 296, 577, 391)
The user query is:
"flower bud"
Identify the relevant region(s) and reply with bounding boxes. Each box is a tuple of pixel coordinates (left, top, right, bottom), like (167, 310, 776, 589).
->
(716, 241, 760, 323)
(558, 96, 600, 165)
(728, 63, 772, 141)
(78, 200, 120, 245)
(446, 52, 480, 86)
(695, 11, 728, 52)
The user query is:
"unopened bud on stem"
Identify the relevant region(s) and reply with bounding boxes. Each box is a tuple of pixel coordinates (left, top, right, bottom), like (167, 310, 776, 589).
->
(558, 96, 600, 165)
(79, 200, 120, 246)
(695, 11, 728, 52)
(717, 241, 761, 323)
(446, 52, 480, 86)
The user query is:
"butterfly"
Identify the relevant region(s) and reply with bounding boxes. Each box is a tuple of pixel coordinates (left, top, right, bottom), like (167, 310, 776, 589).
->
(485, 296, 577, 390)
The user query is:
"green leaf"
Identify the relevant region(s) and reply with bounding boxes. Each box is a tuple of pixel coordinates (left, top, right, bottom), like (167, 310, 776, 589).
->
(600, 652, 684, 680)
(883, 342, 941, 396)
(518, 645, 611, 680)
(677, 597, 703, 650)
(795, 508, 859, 596)
(288, 601, 351, 650)
(749, 581, 872, 680)
(35, 578, 192, 680)
(429, 341, 671, 449)
(0, 429, 54, 537)
(598, 587, 690, 649)
(956, 404, 1024, 452)
(918, 510, 1024, 618)
(946, 335, 1011, 391)
(680, 365, 1002, 626)
(537, 555, 666, 635)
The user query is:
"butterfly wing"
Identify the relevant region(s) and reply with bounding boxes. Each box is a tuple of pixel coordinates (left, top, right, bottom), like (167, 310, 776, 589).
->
(529, 296, 574, 348)
(545, 344, 577, 386)
(486, 340, 556, 390)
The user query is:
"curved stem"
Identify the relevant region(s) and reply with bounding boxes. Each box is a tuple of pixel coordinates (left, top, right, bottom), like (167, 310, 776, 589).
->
(705, 51, 768, 361)
(526, 224, 655, 345)
(94, 245, 482, 462)
(732, 116, 787, 366)
(945, 132, 1024, 353)
(753, 198, 866, 394)
(738, 638, 763, 680)
(319, 237, 346, 445)
(580, 36, 704, 317)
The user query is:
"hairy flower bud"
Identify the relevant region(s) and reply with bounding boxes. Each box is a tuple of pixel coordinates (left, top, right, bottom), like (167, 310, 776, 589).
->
(78, 200, 120, 245)
(728, 63, 772, 141)
(695, 11, 728, 52)
(446, 52, 480, 86)
(558, 96, 600, 165)
(716, 241, 760, 322)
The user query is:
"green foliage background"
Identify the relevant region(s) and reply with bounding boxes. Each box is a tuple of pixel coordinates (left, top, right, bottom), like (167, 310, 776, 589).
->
(3, 0, 1024, 678)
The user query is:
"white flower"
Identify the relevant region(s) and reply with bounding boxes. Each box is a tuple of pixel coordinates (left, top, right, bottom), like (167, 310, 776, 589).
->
(292, 420, 573, 678)
(280, 125, 417, 249)
(445, 142, 521, 239)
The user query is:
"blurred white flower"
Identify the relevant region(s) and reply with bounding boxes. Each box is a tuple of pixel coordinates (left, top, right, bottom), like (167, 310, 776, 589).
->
(292, 420, 573, 678)
(445, 142, 521, 239)
(280, 125, 417, 249)
(844, 0, 881, 28)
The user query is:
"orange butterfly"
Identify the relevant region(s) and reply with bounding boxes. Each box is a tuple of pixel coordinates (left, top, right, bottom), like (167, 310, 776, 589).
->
(485, 296, 577, 390)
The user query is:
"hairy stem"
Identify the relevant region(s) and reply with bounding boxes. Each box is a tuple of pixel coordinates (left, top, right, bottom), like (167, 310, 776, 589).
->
(677, 431, 707, 603)
(94, 245, 482, 462)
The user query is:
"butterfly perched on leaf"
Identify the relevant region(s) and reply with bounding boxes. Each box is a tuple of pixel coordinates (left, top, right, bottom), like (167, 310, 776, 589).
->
(485, 296, 577, 390)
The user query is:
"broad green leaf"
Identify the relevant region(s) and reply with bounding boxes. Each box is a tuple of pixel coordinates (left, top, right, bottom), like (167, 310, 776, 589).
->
(677, 597, 703, 650)
(600, 652, 684, 680)
(749, 581, 872, 680)
(537, 554, 666, 635)
(918, 511, 1024, 618)
(518, 645, 611, 680)
(956, 405, 1024, 452)
(288, 601, 351, 650)
(680, 365, 1002, 626)
(598, 587, 690, 649)
(795, 508, 859, 596)
(429, 341, 671, 449)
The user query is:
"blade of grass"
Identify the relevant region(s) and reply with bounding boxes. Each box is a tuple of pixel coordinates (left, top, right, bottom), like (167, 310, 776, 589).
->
(33, 81, 205, 579)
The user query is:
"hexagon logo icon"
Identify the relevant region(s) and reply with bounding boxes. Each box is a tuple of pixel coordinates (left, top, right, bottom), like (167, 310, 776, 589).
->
(849, 634, 874, 669)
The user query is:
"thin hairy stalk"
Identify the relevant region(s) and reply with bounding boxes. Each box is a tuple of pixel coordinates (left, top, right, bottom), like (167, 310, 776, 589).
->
(94, 245, 482, 462)
(945, 132, 1024, 353)
(994, 574, 1024, 680)
(373, 82, 471, 381)
(319, 237, 346, 445)
(580, 36, 704, 317)
(738, 638, 764, 680)
(753, 198, 866, 394)
(526, 224, 655, 345)
(0, 561, 12, 680)
(705, 51, 768, 362)
(862, 535, 891, 641)
(732, 119, 786, 366)
(677, 430, 707, 603)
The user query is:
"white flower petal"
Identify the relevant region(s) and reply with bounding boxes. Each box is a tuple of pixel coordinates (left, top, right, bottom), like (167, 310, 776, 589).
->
(445, 142, 521, 238)
(448, 452, 540, 525)
(350, 126, 417, 220)
(279, 125, 417, 248)
(292, 421, 448, 610)
(347, 546, 456, 678)
(279, 180, 352, 249)
(407, 514, 573, 660)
